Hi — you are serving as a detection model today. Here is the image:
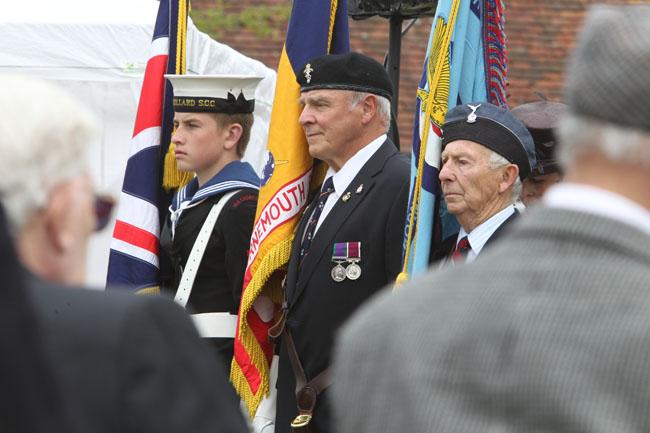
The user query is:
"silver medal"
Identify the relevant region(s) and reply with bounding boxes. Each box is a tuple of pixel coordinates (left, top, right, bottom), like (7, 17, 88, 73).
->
(345, 262, 361, 280)
(331, 263, 347, 282)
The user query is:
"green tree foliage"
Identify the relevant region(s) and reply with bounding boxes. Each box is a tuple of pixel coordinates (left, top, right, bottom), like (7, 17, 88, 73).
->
(190, 1, 291, 39)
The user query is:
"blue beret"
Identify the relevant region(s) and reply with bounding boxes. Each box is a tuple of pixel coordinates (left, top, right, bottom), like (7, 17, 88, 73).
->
(442, 102, 537, 180)
(297, 52, 393, 101)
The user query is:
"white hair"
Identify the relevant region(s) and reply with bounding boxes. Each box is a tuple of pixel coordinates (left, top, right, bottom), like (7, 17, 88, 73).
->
(0, 76, 97, 234)
(489, 151, 522, 203)
(349, 91, 392, 132)
(557, 113, 650, 170)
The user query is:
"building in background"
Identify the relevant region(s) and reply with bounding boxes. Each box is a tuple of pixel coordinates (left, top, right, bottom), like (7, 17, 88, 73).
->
(191, 0, 646, 151)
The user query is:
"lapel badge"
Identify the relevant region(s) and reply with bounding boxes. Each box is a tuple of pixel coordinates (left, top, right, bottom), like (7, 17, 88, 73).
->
(341, 191, 352, 202)
(467, 104, 481, 123)
(355, 184, 363, 194)
(304, 63, 313, 84)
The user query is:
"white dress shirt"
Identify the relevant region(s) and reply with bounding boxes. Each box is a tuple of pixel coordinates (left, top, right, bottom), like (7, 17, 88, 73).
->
(314, 134, 387, 233)
(543, 182, 650, 236)
(455, 205, 516, 263)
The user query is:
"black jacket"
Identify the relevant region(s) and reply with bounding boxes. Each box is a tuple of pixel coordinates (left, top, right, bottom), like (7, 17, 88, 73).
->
(162, 188, 258, 314)
(161, 188, 258, 371)
(28, 276, 248, 433)
(276, 139, 410, 433)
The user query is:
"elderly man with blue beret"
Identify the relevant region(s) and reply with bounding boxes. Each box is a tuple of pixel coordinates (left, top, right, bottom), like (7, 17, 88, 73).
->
(431, 102, 536, 264)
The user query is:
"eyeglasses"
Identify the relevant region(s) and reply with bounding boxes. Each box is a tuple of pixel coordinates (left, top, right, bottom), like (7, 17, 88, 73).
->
(94, 195, 115, 232)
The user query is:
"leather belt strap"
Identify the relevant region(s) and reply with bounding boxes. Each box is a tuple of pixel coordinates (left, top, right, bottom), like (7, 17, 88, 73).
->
(191, 312, 238, 338)
(268, 302, 288, 342)
(269, 310, 332, 433)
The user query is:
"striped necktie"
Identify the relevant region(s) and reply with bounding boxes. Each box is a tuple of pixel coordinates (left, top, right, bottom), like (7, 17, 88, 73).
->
(299, 177, 334, 262)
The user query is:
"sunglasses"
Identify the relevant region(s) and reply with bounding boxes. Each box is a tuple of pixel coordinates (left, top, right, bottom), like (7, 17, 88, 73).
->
(94, 195, 115, 232)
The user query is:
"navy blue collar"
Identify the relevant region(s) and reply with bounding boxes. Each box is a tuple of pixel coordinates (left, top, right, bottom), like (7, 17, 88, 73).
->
(171, 161, 260, 212)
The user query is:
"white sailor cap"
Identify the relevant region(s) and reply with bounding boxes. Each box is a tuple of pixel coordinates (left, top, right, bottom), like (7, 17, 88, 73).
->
(165, 74, 263, 114)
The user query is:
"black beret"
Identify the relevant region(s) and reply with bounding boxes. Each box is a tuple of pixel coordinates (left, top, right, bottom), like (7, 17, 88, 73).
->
(442, 102, 537, 181)
(297, 52, 393, 101)
(511, 101, 567, 176)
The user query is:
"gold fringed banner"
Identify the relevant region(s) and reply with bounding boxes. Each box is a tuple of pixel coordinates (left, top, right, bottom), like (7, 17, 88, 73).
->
(162, 0, 190, 191)
(163, 142, 194, 191)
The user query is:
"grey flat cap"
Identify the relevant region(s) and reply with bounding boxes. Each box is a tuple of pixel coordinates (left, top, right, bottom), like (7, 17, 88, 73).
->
(565, 5, 650, 131)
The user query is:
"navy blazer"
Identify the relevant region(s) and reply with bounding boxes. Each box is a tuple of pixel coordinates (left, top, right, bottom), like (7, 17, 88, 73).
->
(275, 138, 410, 433)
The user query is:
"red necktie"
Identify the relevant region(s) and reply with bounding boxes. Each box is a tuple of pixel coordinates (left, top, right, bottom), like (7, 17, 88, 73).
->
(451, 236, 471, 263)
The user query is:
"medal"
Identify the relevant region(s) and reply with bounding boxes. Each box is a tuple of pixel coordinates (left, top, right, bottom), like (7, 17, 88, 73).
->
(345, 241, 361, 280)
(331, 242, 349, 282)
(331, 263, 347, 282)
(346, 262, 361, 280)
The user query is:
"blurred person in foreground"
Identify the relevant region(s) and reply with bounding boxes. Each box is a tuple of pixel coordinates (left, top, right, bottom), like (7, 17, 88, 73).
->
(511, 99, 567, 206)
(0, 75, 248, 433)
(333, 5, 650, 433)
(0, 204, 74, 433)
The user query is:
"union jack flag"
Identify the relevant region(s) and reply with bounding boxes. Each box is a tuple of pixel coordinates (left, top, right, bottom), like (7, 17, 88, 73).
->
(106, 0, 188, 291)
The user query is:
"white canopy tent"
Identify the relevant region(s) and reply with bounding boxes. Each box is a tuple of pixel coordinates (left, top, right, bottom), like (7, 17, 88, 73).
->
(0, 0, 277, 287)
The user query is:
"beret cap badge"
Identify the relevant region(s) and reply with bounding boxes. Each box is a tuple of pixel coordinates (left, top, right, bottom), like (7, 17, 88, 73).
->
(466, 103, 481, 123)
(304, 63, 313, 84)
(297, 52, 393, 101)
(442, 101, 536, 180)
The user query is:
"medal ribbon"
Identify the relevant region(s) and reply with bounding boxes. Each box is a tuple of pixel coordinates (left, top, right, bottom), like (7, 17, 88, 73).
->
(332, 242, 361, 261)
(348, 242, 360, 260)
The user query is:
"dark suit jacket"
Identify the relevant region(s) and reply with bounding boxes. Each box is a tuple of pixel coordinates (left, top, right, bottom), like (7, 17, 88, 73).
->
(0, 207, 72, 433)
(28, 276, 248, 433)
(275, 139, 410, 433)
(430, 209, 519, 264)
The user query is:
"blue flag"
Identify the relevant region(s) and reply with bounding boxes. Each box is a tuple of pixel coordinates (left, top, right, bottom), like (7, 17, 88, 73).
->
(400, 0, 507, 279)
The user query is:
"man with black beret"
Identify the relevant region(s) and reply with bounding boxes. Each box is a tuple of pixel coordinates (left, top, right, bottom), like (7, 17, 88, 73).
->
(271, 52, 410, 433)
(431, 102, 536, 264)
(511, 100, 567, 206)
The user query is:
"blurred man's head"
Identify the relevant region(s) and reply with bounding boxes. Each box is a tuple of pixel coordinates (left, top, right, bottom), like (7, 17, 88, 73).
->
(557, 5, 650, 210)
(512, 100, 566, 206)
(0, 76, 98, 285)
(440, 102, 535, 232)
